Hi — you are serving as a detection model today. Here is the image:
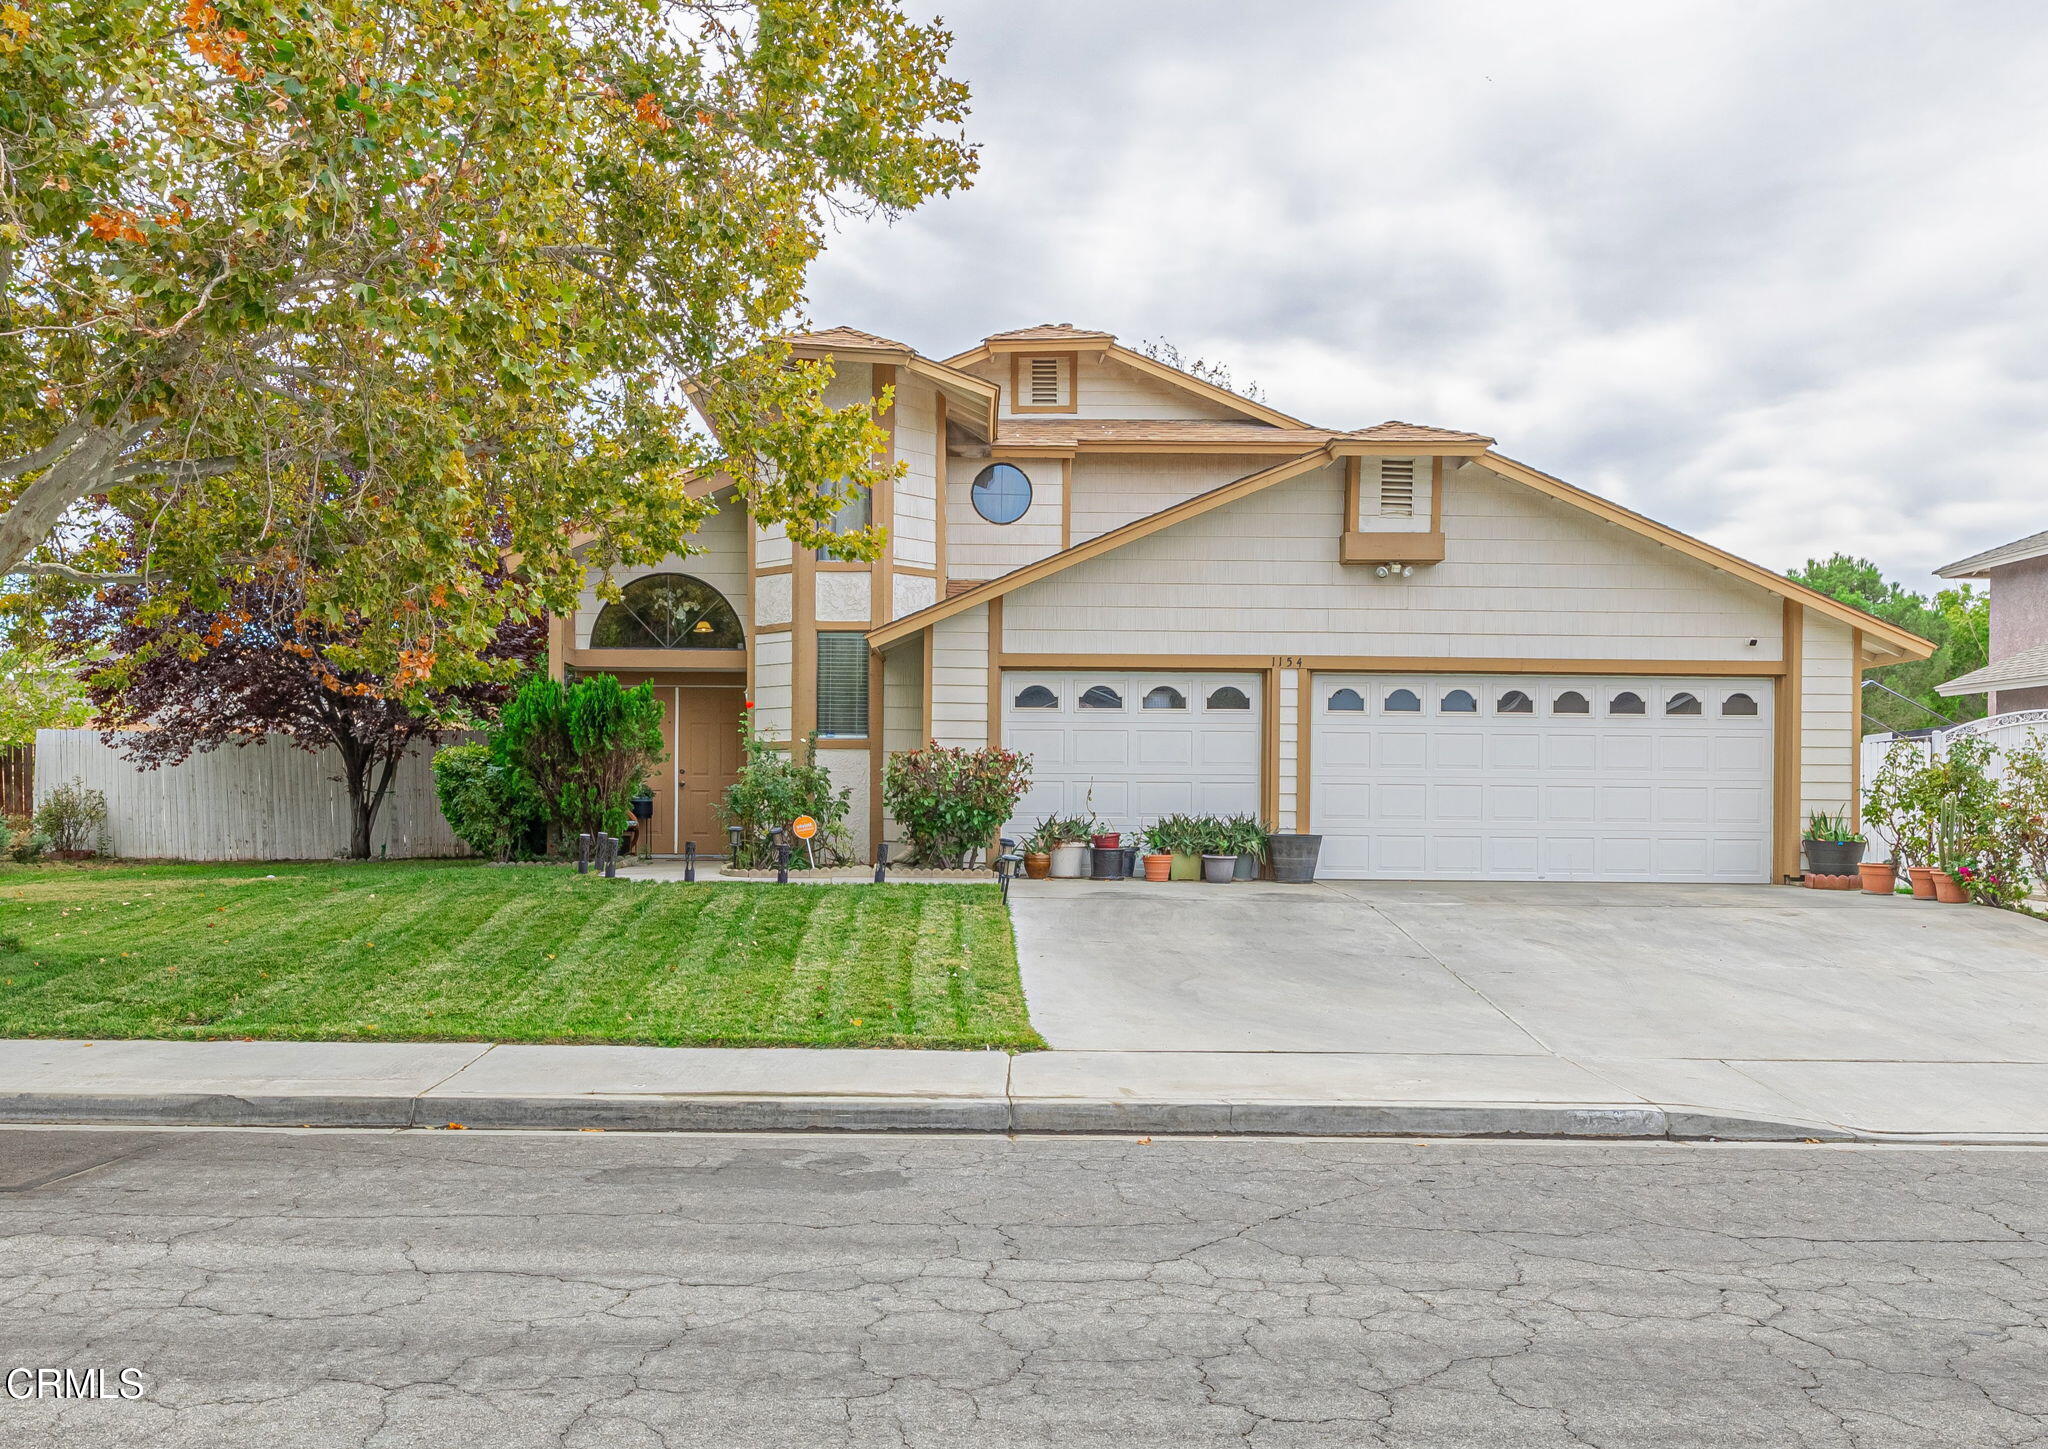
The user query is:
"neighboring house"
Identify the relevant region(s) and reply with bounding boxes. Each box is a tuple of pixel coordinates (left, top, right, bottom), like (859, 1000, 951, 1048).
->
(546, 323, 1933, 883)
(1934, 529, 2048, 713)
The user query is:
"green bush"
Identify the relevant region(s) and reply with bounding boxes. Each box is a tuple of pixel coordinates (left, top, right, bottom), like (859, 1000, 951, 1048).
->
(493, 674, 664, 842)
(33, 778, 107, 855)
(883, 743, 1032, 867)
(432, 744, 546, 861)
(4, 814, 49, 864)
(720, 708, 852, 868)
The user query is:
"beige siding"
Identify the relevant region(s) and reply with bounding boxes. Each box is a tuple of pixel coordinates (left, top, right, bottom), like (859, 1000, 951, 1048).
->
(892, 374, 940, 571)
(752, 632, 793, 740)
(1068, 454, 1278, 544)
(945, 454, 1063, 579)
(1277, 669, 1299, 833)
(1071, 354, 1246, 420)
(931, 606, 990, 747)
(879, 638, 925, 844)
(1800, 612, 1859, 820)
(1004, 461, 1786, 661)
(573, 500, 751, 648)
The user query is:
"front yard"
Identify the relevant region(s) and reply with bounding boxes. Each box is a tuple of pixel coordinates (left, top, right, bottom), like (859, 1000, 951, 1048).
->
(0, 861, 1041, 1051)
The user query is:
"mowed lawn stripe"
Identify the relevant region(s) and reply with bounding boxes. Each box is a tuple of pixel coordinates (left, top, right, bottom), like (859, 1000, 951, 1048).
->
(0, 862, 1043, 1051)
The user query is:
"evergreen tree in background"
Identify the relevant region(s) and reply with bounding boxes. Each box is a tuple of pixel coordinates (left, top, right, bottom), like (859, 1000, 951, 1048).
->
(1788, 554, 1989, 734)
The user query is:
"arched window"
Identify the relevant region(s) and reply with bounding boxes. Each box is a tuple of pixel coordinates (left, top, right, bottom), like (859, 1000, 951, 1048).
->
(1206, 686, 1252, 711)
(1441, 688, 1478, 713)
(1553, 690, 1590, 715)
(1142, 685, 1187, 710)
(1327, 688, 1365, 712)
(1497, 689, 1534, 714)
(1722, 692, 1759, 716)
(1610, 691, 1646, 715)
(590, 574, 743, 650)
(1078, 684, 1123, 710)
(970, 463, 1033, 524)
(1013, 685, 1058, 710)
(1385, 688, 1422, 713)
(1665, 691, 1702, 716)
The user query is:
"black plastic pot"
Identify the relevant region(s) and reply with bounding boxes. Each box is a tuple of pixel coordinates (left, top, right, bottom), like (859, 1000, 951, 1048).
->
(1803, 839, 1865, 877)
(1090, 845, 1126, 880)
(1267, 833, 1322, 884)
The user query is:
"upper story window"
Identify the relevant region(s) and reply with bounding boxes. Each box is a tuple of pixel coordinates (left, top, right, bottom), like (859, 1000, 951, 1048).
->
(970, 463, 1033, 525)
(819, 483, 871, 562)
(590, 574, 743, 650)
(1012, 354, 1074, 412)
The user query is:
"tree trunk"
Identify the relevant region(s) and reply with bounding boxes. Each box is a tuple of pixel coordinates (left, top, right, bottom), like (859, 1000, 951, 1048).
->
(335, 737, 376, 860)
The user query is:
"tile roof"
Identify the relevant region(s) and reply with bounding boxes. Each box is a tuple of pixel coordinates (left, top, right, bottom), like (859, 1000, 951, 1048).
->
(784, 326, 915, 353)
(983, 323, 1116, 343)
(988, 418, 1494, 447)
(1937, 527, 2048, 578)
(1936, 641, 2048, 696)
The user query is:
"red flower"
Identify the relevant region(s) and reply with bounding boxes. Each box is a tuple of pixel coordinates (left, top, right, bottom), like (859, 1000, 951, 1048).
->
(743, 700, 754, 709)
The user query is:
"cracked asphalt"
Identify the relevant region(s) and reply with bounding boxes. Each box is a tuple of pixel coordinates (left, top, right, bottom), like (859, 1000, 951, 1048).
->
(3, 1129, 2046, 1447)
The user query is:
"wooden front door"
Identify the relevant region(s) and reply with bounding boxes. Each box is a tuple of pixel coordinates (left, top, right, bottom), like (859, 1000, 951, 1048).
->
(671, 684, 746, 854)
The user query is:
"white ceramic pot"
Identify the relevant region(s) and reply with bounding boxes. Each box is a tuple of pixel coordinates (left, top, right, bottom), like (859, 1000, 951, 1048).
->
(1049, 842, 1090, 878)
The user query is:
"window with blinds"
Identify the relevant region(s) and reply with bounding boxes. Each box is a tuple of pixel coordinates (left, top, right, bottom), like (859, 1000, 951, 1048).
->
(815, 632, 870, 737)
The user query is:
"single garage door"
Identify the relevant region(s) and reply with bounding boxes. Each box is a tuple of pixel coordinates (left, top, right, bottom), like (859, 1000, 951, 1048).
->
(1311, 674, 1773, 882)
(1002, 670, 1262, 837)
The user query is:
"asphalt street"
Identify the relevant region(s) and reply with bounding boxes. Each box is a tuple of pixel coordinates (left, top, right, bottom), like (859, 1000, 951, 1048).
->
(2, 1127, 2045, 1447)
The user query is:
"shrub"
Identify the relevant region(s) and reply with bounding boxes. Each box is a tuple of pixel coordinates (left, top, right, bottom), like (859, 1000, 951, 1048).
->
(721, 708, 852, 868)
(432, 744, 546, 861)
(3, 814, 49, 864)
(33, 779, 106, 855)
(884, 743, 1032, 867)
(493, 674, 664, 842)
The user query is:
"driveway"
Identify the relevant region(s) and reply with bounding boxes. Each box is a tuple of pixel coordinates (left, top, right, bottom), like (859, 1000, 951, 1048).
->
(1009, 879, 2048, 1136)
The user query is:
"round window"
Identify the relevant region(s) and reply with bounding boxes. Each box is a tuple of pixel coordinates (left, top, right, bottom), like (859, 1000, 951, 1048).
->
(970, 463, 1033, 524)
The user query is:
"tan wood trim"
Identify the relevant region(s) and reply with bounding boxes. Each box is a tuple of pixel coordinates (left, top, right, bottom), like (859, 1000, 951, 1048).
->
(977, 446, 1079, 461)
(814, 560, 874, 573)
(1480, 451, 1935, 661)
(1260, 666, 1281, 830)
(546, 611, 572, 682)
(1330, 439, 1492, 458)
(1342, 456, 1360, 534)
(1431, 455, 1446, 533)
(561, 647, 749, 672)
(867, 643, 885, 853)
(753, 564, 793, 578)
(1774, 600, 1804, 883)
(893, 565, 938, 578)
(792, 512, 817, 746)
(995, 652, 1789, 676)
(1059, 456, 1072, 551)
(745, 509, 757, 702)
(871, 362, 896, 637)
(999, 440, 1320, 457)
(987, 598, 1004, 751)
(933, 390, 950, 593)
(920, 626, 934, 743)
(1851, 626, 1864, 834)
(869, 449, 1332, 645)
(812, 738, 871, 750)
(1007, 352, 1080, 415)
(1295, 665, 1313, 831)
(1340, 531, 1446, 566)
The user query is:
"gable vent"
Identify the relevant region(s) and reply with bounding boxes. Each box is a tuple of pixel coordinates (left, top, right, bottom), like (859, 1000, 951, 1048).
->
(1377, 458, 1417, 516)
(1027, 356, 1064, 406)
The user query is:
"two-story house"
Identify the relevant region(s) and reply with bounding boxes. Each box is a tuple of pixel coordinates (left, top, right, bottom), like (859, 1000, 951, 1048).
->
(1935, 529, 2048, 714)
(546, 323, 1932, 883)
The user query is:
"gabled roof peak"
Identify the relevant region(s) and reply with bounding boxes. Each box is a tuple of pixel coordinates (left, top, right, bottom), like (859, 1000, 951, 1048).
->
(783, 325, 915, 353)
(983, 322, 1116, 344)
(1342, 420, 1496, 444)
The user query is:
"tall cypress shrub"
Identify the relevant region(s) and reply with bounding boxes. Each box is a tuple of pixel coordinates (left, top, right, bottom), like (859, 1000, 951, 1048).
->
(494, 674, 664, 842)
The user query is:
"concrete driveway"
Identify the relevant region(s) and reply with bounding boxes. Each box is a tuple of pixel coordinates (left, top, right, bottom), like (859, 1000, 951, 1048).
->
(1009, 879, 2048, 1137)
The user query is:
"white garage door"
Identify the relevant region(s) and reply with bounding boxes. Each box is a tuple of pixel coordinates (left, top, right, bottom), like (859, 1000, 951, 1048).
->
(1311, 674, 1773, 882)
(1002, 670, 1262, 837)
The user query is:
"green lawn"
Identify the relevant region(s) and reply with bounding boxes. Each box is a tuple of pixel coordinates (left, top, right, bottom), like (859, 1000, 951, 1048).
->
(0, 860, 1042, 1051)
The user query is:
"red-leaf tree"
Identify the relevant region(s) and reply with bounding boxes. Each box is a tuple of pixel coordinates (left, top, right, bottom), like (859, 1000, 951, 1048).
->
(52, 574, 540, 857)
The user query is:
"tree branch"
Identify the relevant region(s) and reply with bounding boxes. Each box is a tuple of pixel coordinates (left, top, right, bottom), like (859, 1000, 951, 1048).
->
(6, 561, 144, 585)
(109, 455, 243, 486)
(0, 421, 89, 482)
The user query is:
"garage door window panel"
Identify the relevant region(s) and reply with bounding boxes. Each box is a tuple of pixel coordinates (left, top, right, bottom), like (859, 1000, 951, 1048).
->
(1553, 691, 1590, 714)
(1079, 685, 1124, 710)
(1142, 686, 1187, 710)
(1385, 688, 1422, 713)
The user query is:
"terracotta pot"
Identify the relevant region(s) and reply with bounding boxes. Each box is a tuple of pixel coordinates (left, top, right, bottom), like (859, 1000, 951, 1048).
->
(1858, 862, 1896, 896)
(1022, 853, 1051, 880)
(1930, 869, 1969, 904)
(1168, 852, 1201, 882)
(1142, 853, 1173, 882)
(1907, 865, 1936, 899)
(1091, 832, 1120, 849)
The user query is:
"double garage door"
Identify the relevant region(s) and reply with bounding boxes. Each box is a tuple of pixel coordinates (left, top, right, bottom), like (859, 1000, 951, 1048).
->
(1001, 668, 1773, 882)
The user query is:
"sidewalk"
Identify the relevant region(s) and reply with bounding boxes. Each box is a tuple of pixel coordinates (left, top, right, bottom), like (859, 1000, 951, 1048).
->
(6, 1037, 2048, 1142)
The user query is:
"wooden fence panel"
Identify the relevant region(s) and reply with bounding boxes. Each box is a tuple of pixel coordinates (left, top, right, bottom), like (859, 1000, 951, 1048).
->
(31, 730, 470, 860)
(0, 745, 31, 819)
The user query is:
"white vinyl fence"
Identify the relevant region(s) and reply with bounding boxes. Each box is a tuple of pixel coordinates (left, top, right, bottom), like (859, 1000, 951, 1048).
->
(32, 729, 471, 861)
(1861, 709, 2048, 795)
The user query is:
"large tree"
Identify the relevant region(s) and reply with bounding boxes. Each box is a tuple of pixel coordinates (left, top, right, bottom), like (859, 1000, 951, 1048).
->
(54, 572, 541, 856)
(1, 0, 974, 686)
(1788, 554, 1989, 733)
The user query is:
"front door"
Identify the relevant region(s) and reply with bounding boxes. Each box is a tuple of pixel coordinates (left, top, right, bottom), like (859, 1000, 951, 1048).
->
(671, 684, 746, 854)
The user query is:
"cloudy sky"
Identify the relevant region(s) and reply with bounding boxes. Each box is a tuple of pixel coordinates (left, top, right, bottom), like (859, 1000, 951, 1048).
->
(804, 0, 2048, 592)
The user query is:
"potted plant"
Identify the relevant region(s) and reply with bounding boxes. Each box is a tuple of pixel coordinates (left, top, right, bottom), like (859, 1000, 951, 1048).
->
(1266, 830, 1322, 884)
(1195, 816, 1237, 883)
(1139, 821, 1174, 882)
(1220, 814, 1268, 881)
(1020, 818, 1057, 880)
(1047, 815, 1094, 878)
(1859, 747, 1913, 896)
(1801, 810, 1865, 883)
(1147, 813, 1205, 880)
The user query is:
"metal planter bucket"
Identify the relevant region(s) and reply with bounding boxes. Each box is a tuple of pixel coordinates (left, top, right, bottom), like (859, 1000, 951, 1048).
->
(1266, 833, 1322, 884)
(1803, 839, 1866, 877)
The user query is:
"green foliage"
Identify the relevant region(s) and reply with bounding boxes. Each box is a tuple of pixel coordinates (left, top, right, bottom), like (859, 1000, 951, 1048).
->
(1, 0, 977, 689)
(1868, 733, 2035, 904)
(883, 743, 1033, 867)
(432, 744, 544, 862)
(1998, 735, 2048, 906)
(721, 709, 851, 869)
(4, 814, 49, 864)
(1026, 815, 1094, 851)
(0, 638, 93, 747)
(1802, 809, 1862, 844)
(493, 674, 662, 841)
(31, 777, 105, 854)
(1142, 814, 1215, 856)
(1788, 555, 1990, 733)
(1218, 814, 1272, 859)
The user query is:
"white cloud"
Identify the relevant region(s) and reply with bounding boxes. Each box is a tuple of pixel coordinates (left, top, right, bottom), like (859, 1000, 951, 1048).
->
(807, 0, 2048, 589)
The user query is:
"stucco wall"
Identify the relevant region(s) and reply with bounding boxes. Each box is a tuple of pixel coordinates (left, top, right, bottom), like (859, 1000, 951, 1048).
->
(572, 499, 751, 648)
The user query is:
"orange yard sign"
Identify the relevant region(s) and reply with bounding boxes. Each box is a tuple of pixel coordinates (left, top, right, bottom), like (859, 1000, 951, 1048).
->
(790, 815, 819, 840)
